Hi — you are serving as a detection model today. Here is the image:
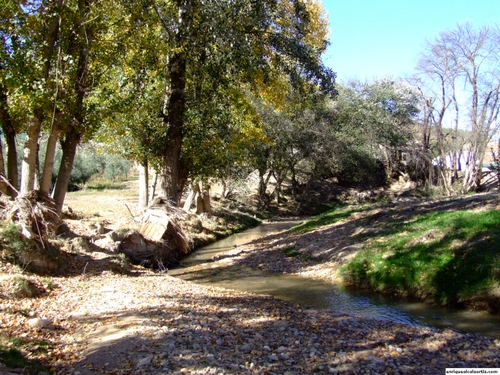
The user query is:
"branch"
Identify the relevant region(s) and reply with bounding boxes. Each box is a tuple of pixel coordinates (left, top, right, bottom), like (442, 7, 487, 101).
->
(0, 174, 19, 196)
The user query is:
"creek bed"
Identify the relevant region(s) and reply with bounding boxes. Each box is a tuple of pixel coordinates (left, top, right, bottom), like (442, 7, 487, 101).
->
(170, 220, 500, 339)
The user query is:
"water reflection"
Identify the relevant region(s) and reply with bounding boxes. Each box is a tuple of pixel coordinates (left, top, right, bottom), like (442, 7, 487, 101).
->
(170, 221, 500, 339)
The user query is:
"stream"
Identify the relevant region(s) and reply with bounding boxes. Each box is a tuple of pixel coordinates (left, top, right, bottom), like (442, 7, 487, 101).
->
(169, 220, 500, 339)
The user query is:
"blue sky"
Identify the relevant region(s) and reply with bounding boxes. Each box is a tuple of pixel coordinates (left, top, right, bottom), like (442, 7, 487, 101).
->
(321, 0, 500, 82)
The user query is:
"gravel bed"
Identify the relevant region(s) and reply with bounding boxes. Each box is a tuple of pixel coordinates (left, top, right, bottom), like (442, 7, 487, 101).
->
(6, 272, 495, 375)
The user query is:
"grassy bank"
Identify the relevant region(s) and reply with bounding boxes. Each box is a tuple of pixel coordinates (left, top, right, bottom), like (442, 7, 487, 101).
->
(292, 196, 500, 311)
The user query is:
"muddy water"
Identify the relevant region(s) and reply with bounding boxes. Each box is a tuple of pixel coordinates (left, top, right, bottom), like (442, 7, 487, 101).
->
(170, 221, 500, 339)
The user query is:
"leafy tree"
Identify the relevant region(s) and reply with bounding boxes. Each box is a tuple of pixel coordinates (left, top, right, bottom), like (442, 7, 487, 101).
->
(16, 0, 66, 194)
(134, 0, 337, 204)
(292, 79, 418, 190)
(50, 0, 129, 212)
(0, 0, 35, 196)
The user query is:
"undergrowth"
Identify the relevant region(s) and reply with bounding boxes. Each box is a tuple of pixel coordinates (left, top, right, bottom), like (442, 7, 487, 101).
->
(0, 222, 35, 267)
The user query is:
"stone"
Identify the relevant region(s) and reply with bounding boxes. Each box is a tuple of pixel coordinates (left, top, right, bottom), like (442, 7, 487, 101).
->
(27, 317, 50, 328)
(137, 355, 153, 367)
(240, 344, 252, 353)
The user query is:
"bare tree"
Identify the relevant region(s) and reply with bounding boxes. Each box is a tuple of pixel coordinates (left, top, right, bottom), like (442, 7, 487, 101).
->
(415, 22, 500, 192)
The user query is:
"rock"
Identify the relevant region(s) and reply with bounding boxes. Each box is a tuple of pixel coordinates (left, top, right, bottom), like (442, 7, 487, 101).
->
(268, 354, 279, 361)
(27, 317, 50, 328)
(137, 355, 153, 367)
(93, 235, 119, 252)
(240, 344, 252, 353)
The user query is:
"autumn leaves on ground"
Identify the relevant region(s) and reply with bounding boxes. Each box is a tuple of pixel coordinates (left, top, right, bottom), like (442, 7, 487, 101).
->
(1, 179, 500, 374)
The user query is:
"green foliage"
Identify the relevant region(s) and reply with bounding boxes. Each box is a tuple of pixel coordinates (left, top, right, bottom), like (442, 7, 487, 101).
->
(341, 209, 500, 306)
(9, 277, 38, 298)
(104, 154, 131, 180)
(85, 180, 128, 191)
(0, 222, 35, 266)
(322, 79, 418, 184)
(50, 144, 131, 187)
(282, 246, 300, 257)
(67, 151, 105, 186)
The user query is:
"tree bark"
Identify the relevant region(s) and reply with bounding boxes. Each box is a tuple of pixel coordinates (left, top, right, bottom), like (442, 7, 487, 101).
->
(0, 133, 7, 195)
(160, 51, 187, 205)
(20, 116, 43, 194)
(52, 131, 81, 214)
(150, 169, 158, 203)
(40, 118, 60, 194)
(159, 0, 193, 205)
(138, 159, 149, 210)
(0, 85, 18, 197)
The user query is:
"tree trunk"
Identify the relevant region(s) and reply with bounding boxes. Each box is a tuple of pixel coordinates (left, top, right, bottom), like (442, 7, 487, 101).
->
(138, 159, 149, 211)
(159, 0, 193, 205)
(3, 129, 18, 196)
(20, 115, 43, 194)
(150, 169, 158, 202)
(182, 184, 197, 212)
(0, 133, 7, 195)
(52, 0, 93, 214)
(258, 169, 273, 208)
(40, 119, 60, 194)
(196, 194, 204, 215)
(160, 51, 187, 205)
(52, 131, 81, 214)
(0, 86, 19, 197)
(202, 185, 211, 215)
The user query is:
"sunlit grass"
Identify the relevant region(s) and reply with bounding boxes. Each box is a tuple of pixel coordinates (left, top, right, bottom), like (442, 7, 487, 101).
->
(341, 209, 500, 306)
(290, 204, 373, 233)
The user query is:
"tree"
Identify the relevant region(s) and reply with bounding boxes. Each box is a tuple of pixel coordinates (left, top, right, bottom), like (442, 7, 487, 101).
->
(415, 23, 500, 192)
(18, 0, 65, 195)
(143, 0, 336, 204)
(47, 0, 129, 213)
(0, 1, 27, 196)
(311, 79, 418, 186)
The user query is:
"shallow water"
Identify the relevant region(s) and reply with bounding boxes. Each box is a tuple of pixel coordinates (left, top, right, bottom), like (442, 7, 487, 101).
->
(170, 221, 500, 339)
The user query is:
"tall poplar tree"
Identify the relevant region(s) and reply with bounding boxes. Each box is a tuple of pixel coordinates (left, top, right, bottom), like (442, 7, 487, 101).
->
(135, 0, 336, 204)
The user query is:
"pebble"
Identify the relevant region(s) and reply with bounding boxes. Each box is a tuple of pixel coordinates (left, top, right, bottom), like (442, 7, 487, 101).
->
(240, 344, 252, 352)
(27, 317, 50, 328)
(137, 355, 153, 367)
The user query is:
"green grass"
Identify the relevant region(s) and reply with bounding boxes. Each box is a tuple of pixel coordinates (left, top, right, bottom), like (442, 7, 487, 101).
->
(290, 204, 372, 233)
(85, 181, 128, 190)
(341, 209, 500, 306)
(282, 246, 300, 257)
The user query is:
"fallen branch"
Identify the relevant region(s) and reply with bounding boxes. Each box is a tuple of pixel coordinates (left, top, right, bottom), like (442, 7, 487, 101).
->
(0, 174, 19, 196)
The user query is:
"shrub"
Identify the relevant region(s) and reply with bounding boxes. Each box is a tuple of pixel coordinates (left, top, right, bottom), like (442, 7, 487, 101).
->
(0, 222, 34, 265)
